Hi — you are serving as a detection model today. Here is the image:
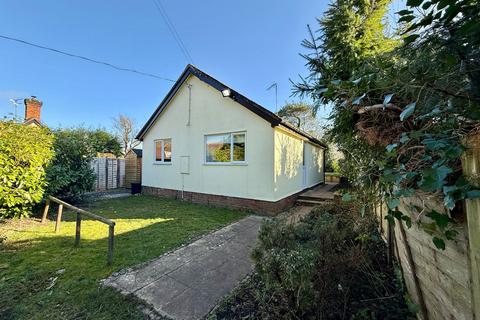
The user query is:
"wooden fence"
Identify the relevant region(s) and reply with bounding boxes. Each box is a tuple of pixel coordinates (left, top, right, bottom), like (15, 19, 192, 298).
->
(373, 133, 480, 320)
(463, 133, 480, 319)
(91, 157, 125, 191)
(41, 196, 116, 265)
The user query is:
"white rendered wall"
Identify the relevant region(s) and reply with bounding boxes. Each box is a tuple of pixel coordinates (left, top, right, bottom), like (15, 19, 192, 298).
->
(142, 75, 276, 201)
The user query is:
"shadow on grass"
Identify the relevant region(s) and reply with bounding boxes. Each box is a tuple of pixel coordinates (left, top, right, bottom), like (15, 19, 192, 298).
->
(0, 195, 247, 320)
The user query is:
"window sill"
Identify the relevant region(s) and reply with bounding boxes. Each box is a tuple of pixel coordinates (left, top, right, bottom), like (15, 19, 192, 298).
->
(153, 162, 172, 165)
(203, 162, 248, 166)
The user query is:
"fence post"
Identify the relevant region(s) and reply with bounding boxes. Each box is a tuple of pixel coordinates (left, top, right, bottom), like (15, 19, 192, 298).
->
(107, 224, 115, 265)
(462, 134, 480, 320)
(95, 158, 99, 191)
(75, 211, 82, 247)
(105, 158, 109, 190)
(117, 159, 120, 188)
(41, 198, 50, 223)
(55, 204, 63, 233)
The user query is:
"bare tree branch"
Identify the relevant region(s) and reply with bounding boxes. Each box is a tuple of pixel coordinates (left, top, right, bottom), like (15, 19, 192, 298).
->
(112, 114, 140, 156)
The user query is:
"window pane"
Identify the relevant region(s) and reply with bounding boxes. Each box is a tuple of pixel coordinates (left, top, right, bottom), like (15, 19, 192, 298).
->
(163, 139, 172, 162)
(155, 141, 163, 161)
(233, 134, 245, 161)
(206, 134, 231, 162)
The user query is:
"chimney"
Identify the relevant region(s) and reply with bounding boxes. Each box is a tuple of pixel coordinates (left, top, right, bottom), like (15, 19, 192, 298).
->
(24, 96, 42, 123)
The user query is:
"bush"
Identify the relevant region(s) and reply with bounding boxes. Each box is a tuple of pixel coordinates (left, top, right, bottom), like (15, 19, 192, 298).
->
(46, 127, 120, 201)
(0, 121, 54, 218)
(211, 203, 414, 319)
(88, 128, 122, 157)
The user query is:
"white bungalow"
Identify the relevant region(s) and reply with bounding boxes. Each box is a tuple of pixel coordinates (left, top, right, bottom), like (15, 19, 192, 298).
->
(136, 65, 326, 215)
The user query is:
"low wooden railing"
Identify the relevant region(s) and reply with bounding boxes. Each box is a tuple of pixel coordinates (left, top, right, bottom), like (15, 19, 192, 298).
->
(41, 196, 116, 265)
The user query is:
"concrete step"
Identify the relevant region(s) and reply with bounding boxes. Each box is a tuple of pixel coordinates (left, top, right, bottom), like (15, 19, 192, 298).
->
(296, 199, 325, 206)
(298, 195, 333, 201)
(298, 195, 323, 201)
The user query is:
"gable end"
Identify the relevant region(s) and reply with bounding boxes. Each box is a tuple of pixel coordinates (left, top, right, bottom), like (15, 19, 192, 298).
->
(136, 64, 326, 148)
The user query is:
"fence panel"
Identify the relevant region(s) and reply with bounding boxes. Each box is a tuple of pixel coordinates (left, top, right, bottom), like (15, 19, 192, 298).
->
(92, 157, 125, 191)
(371, 133, 480, 320)
(463, 134, 480, 319)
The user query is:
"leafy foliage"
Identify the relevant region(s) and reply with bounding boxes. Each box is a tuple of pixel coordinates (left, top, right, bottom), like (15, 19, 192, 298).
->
(294, 0, 480, 249)
(0, 121, 54, 218)
(46, 127, 120, 201)
(210, 203, 414, 319)
(277, 102, 322, 136)
(88, 129, 122, 157)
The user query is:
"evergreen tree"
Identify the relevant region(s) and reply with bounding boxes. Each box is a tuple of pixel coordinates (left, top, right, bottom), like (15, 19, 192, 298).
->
(277, 102, 322, 136)
(295, 0, 480, 249)
(296, 0, 397, 103)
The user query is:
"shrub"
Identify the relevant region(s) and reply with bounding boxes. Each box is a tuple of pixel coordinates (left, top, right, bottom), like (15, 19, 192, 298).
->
(248, 203, 413, 319)
(0, 121, 54, 218)
(89, 128, 122, 157)
(45, 127, 120, 201)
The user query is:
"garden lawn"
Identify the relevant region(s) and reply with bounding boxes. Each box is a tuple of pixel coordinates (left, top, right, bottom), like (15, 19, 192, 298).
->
(0, 195, 247, 320)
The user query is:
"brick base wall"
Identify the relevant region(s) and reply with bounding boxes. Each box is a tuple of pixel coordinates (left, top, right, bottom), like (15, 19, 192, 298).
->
(142, 186, 308, 216)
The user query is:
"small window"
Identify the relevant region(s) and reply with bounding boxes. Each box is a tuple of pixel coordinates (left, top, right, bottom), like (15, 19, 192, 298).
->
(205, 132, 246, 163)
(232, 133, 245, 161)
(155, 139, 172, 163)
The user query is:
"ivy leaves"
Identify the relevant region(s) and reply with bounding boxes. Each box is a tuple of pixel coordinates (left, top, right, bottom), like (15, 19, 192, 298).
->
(443, 177, 480, 209)
(423, 210, 458, 249)
(298, 0, 479, 253)
(378, 128, 470, 250)
(383, 94, 394, 106)
(418, 166, 452, 192)
(384, 200, 458, 250)
(400, 102, 416, 121)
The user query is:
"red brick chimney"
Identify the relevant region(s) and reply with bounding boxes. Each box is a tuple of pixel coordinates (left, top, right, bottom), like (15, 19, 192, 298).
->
(24, 96, 42, 123)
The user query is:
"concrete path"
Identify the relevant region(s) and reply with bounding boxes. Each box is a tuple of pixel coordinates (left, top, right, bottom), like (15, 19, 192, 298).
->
(84, 188, 132, 201)
(296, 182, 339, 206)
(300, 182, 338, 200)
(103, 215, 264, 320)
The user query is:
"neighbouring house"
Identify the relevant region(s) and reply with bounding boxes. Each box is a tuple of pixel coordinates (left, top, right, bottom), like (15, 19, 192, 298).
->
(136, 65, 326, 215)
(125, 148, 142, 188)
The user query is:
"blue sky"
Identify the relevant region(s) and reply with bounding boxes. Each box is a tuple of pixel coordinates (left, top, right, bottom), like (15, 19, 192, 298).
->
(0, 0, 332, 129)
(0, 1, 403, 130)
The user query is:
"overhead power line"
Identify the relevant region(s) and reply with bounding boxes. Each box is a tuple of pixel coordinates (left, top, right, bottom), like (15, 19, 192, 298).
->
(0, 34, 175, 82)
(151, 0, 194, 64)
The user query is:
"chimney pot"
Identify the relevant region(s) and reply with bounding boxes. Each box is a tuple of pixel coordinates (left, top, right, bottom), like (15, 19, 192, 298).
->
(24, 96, 42, 123)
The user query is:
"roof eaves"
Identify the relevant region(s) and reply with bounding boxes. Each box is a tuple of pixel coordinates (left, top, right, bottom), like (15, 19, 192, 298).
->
(277, 121, 328, 148)
(136, 64, 324, 149)
(136, 65, 193, 140)
(23, 118, 43, 127)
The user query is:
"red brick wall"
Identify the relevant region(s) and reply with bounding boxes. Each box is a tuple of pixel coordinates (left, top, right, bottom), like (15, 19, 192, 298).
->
(142, 186, 301, 216)
(24, 98, 42, 122)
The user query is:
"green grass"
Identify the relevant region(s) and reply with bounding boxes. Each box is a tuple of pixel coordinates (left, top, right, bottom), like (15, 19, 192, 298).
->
(0, 195, 247, 320)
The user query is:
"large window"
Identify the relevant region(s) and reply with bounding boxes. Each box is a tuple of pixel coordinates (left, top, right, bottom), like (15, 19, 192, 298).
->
(154, 139, 172, 163)
(205, 132, 246, 163)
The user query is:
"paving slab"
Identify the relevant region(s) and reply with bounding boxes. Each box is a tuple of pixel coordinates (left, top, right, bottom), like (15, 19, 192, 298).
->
(299, 182, 338, 200)
(103, 215, 264, 320)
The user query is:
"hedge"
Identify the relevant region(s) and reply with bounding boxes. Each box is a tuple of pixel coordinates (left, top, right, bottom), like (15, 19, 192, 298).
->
(0, 121, 54, 218)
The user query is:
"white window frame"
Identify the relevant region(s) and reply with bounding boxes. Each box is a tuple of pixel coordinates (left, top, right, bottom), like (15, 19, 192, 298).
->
(204, 131, 247, 165)
(153, 138, 172, 164)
